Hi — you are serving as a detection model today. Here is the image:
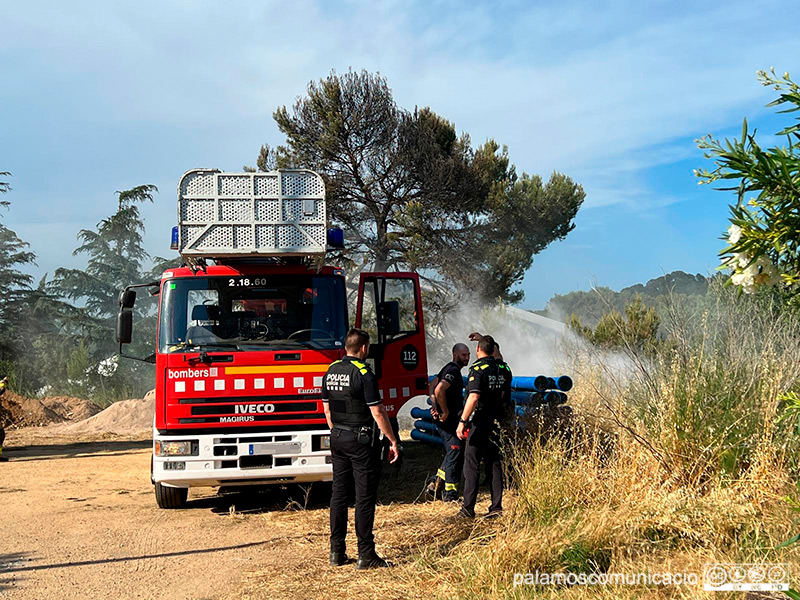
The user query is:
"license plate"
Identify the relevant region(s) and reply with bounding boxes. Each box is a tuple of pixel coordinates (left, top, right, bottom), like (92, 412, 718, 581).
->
(248, 442, 301, 456)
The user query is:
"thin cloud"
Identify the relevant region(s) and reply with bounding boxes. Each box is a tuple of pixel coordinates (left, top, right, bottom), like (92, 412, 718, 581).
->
(0, 0, 797, 285)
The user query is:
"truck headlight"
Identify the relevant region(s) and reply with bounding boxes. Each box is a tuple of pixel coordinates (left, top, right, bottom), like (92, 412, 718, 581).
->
(155, 440, 196, 456)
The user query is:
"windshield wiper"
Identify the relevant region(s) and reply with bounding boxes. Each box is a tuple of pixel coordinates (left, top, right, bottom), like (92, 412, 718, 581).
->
(168, 341, 242, 352)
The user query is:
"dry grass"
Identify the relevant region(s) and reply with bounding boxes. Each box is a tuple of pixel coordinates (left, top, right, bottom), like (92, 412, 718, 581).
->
(233, 288, 800, 599)
(228, 424, 799, 600)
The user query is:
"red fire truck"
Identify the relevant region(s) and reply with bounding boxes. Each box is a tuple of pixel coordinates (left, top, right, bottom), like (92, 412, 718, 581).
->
(116, 169, 428, 508)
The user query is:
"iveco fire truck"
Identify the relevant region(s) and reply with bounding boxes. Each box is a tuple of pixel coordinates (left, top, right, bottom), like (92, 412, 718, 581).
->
(116, 169, 428, 508)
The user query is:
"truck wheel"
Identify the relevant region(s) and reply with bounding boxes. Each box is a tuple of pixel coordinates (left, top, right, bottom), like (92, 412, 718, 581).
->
(154, 482, 188, 509)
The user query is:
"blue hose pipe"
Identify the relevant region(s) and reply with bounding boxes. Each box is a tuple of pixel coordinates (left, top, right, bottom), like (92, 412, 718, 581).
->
(511, 376, 551, 392)
(410, 406, 434, 420)
(514, 391, 546, 405)
(410, 429, 444, 445)
(543, 391, 568, 405)
(555, 375, 573, 391)
(414, 419, 441, 434)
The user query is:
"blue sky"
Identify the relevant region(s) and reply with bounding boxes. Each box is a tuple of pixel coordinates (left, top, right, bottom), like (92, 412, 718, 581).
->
(1, 0, 798, 309)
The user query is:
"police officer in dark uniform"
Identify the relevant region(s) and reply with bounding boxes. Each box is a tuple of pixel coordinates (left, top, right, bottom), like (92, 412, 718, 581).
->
(457, 335, 512, 518)
(322, 328, 400, 569)
(426, 343, 470, 501)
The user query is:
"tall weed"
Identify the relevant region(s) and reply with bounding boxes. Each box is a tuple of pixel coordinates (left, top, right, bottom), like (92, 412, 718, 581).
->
(408, 284, 800, 598)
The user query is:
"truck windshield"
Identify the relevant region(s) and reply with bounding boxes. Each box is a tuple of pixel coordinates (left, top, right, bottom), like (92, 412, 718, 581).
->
(158, 275, 347, 352)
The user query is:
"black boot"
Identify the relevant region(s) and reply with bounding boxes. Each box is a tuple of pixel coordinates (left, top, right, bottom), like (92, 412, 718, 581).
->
(330, 550, 348, 566)
(356, 554, 389, 569)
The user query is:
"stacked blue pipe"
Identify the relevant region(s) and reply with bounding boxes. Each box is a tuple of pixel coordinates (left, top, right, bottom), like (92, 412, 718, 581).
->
(511, 375, 572, 392)
(412, 374, 574, 445)
(410, 429, 444, 445)
(410, 406, 444, 445)
(429, 374, 572, 393)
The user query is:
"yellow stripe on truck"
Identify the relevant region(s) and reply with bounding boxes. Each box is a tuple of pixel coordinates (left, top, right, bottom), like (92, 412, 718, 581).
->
(225, 364, 331, 375)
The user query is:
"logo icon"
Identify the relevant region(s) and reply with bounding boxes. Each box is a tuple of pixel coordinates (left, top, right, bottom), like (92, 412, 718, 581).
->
(703, 563, 789, 591)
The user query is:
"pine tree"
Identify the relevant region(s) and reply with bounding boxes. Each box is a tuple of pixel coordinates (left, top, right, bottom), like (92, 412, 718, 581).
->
(0, 171, 37, 386)
(51, 185, 159, 400)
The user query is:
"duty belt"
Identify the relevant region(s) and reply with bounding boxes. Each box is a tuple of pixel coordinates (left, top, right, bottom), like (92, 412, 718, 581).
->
(332, 423, 371, 433)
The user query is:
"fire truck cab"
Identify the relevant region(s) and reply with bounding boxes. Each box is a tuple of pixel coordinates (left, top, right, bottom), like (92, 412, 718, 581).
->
(116, 169, 428, 508)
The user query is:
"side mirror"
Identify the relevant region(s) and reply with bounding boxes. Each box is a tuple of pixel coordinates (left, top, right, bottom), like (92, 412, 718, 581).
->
(116, 309, 133, 344)
(119, 289, 137, 309)
(377, 301, 400, 337)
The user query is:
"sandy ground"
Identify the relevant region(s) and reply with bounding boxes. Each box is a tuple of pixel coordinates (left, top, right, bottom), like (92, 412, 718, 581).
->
(0, 427, 458, 600)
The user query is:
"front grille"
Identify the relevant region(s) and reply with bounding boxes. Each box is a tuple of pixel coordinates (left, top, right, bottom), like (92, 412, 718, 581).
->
(179, 413, 326, 425)
(191, 401, 317, 416)
(240, 455, 273, 469)
(179, 394, 321, 405)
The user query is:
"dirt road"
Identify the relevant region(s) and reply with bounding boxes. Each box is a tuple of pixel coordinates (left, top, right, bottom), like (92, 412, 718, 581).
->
(0, 429, 448, 600)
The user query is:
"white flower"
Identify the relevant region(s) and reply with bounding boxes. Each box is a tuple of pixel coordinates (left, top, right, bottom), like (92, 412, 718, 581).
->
(753, 256, 782, 287)
(730, 254, 782, 292)
(98, 355, 119, 377)
(731, 271, 752, 287)
(727, 224, 742, 244)
(735, 253, 750, 268)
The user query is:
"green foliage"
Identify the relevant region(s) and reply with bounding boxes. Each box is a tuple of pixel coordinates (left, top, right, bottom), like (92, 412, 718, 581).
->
(544, 271, 708, 329)
(626, 282, 800, 482)
(696, 68, 800, 293)
(558, 541, 611, 575)
(0, 174, 172, 402)
(36, 184, 162, 400)
(271, 69, 584, 304)
(53, 184, 157, 318)
(569, 295, 661, 352)
(0, 170, 38, 379)
(0, 171, 10, 207)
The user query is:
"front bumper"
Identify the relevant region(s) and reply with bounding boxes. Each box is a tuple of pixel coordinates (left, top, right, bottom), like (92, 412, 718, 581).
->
(153, 428, 332, 488)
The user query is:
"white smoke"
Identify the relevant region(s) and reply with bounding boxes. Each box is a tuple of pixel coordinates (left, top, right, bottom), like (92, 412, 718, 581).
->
(397, 302, 577, 427)
(426, 301, 569, 377)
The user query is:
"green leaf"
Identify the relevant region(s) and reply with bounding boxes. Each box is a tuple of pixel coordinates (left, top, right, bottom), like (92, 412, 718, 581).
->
(777, 532, 800, 549)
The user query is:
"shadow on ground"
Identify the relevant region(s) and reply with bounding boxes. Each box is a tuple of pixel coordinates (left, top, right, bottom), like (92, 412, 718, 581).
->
(0, 552, 32, 591)
(0, 542, 271, 575)
(379, 438, 443, 504)
(3, 440, 151, 462)
(184, 439, 443, 516)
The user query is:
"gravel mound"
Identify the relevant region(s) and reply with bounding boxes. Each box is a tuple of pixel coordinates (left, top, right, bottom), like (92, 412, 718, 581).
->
(40, 396, 103, 421)
(54, 391, 154, 436)
(1, 390, 66, 428)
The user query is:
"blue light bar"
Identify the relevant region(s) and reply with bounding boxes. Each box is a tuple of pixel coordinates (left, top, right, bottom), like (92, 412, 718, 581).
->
(170, 226, 179, 250)
(327, 228, 344, 249)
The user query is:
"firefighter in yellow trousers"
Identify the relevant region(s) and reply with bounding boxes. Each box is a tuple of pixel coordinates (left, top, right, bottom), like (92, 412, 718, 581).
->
(0, 377, 8, 462)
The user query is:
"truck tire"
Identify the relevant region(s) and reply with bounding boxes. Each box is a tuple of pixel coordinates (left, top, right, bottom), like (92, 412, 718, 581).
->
(154, 482, 188, 509)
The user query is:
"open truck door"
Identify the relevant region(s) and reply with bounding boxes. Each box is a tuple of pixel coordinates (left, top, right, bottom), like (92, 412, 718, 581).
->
(355, 272, 428, 420)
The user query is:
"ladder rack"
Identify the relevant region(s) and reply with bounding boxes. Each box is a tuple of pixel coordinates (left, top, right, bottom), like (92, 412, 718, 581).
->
(177, 169, 327, 264)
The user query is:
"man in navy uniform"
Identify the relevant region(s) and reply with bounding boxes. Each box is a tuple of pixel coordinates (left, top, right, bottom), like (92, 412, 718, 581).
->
(457, 335, 512, 518)
(426, 343, 470, 501)
(323, 328, 400, 569)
